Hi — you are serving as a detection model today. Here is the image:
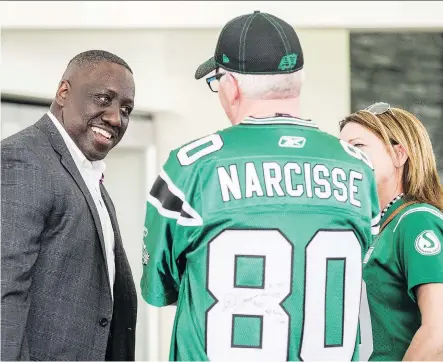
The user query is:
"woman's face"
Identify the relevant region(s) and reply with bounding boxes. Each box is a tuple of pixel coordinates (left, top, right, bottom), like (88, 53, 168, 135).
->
(340, 122, 396, 189)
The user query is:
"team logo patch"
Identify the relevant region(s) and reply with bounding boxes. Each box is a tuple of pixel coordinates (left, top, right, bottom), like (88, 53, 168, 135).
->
(142, 244, 150, 265)
(415, 230, 441, 256)
(278, 136, 306, 149)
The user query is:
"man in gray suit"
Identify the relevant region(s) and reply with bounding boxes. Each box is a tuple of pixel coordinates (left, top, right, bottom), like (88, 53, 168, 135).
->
(1, 50, 137, 361)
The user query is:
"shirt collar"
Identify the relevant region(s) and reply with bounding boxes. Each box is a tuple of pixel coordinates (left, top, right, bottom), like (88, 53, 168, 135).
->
(240, 115, 319, 128)
(47, 111, 106, 177)
(380, 195, 405, 226)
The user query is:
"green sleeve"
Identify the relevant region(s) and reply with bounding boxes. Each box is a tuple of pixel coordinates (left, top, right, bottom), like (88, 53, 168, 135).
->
(140, 151, 203, 307)
(369, 170, 381, 239)
(396, 206, 443, 302)
(140, 200, 179, 307)
(360, 156, 380, 256)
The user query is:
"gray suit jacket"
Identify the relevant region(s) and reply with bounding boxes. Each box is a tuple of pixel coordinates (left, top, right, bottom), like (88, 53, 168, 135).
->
(1, 114, 137, 361)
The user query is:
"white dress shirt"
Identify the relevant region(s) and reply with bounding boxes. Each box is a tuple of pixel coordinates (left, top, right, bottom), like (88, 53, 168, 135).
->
(48, 111, 115, 299)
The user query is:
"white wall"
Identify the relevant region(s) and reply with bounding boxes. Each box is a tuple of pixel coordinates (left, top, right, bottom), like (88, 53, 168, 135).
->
(1, 1, 442, 29)
(1, 27, 350, 360)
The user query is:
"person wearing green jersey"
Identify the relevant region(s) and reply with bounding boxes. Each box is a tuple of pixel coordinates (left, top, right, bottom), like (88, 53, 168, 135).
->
(340, 102, 443, 361)
(141, 10, 380, 361)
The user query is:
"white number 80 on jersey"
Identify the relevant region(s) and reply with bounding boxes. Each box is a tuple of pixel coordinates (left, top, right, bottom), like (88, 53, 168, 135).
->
(206, 229, 372, 361)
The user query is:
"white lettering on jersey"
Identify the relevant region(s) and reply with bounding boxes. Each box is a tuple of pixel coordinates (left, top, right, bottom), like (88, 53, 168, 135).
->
(206, 229, 363, 361)
(177, 134, 224, 166)
(349, 171, 363, 207)
(217, 165, 242, 202)
(304, 162, 313, 198)
(332, 168, 348, 202)
(313, 165, 332, 199)
(263, 162, 285, 197)
(216, 162, 364, 209)
(284, 163, 304, 197)
(245, 162, 264, 198)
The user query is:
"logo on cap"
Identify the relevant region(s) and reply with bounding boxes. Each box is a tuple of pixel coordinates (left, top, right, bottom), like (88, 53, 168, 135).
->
(222, 54, 230, 64)
(415, 230, 441, 256)
(278, 53, 298, 71)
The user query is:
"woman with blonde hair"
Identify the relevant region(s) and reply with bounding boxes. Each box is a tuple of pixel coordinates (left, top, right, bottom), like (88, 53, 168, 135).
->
(340, 102, 443, 361)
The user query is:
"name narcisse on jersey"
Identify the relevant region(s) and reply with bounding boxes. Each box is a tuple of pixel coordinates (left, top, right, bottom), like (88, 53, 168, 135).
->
(217, 158, 365, 207)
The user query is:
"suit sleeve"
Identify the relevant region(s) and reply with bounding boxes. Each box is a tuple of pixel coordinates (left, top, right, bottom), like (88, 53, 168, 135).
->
(397, 208, 443, 302)
(1, 144, 52, 361)
(140, 154, 203, 307)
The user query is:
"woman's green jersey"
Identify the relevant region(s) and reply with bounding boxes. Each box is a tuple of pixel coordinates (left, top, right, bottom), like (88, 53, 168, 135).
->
(362, 197, 443, 361)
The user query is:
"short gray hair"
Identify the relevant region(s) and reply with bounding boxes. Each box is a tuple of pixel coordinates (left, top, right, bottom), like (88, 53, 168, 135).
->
(225, 69, 305, 100)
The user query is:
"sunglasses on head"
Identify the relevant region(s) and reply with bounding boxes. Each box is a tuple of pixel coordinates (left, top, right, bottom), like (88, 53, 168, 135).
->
(364, 102, 400, 145)
(364, 102, 393, 115)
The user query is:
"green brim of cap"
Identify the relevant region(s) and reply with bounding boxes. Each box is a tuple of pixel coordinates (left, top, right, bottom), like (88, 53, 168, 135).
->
(195, 57, 217, 80)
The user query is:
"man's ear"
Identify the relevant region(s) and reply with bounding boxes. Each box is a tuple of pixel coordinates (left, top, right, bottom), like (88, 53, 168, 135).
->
(55, 80, 70, 107)
(226, 73, 240, 105)
(393, 143, 408, 168)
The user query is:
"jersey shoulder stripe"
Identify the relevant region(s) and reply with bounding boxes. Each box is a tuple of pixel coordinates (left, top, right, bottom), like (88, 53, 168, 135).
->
(149, 173, 193, 218)
(148, 169, 203, 227)
(393, 206, 443, 233)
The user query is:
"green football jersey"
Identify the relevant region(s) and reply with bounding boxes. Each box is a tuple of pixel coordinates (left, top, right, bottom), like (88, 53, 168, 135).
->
(141, 116, 380, 361)
(361, 198, 443, 361)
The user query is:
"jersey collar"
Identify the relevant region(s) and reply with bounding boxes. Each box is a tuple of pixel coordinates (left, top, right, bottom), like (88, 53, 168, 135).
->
(240, 115, 319, 129)
(380, 195, 405, 226)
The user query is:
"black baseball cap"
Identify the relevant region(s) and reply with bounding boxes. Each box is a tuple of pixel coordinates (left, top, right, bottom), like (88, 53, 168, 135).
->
(195, 10, 304, 80)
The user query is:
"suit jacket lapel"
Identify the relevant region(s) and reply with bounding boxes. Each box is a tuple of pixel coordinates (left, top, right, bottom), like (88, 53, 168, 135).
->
(35, 114, 110, 281)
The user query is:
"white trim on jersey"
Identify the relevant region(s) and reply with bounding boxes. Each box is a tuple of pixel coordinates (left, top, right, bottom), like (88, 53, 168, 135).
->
(148, 169, 203, 227)
(147, 194, 181, 219)
(371, 212, 381, 235)
(393, 207, 443, 233)
(242, 116, 319, 128)
(371, 225, 380, 235)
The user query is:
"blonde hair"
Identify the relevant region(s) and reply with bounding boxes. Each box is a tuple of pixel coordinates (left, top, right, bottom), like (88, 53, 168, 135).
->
(340, 107, 443, 211)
